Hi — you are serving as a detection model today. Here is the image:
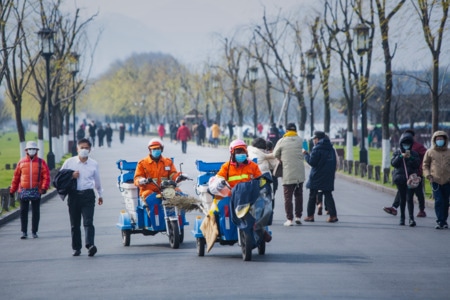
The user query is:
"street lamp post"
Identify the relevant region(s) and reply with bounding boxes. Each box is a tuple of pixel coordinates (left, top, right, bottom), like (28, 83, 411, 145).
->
(306, 49, 317, 150)
(248, 66, 258, 137)
(70, 52, 80, 156)
(38, 28, 55, 170)
(354, 23, 370, 165)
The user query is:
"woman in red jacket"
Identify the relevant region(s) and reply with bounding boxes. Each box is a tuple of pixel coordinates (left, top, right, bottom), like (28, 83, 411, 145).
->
(10, 141, 50, 239)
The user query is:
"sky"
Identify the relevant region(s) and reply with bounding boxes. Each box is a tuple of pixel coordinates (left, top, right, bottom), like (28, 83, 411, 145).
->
(62, 0, 319, 77)
(61, 0, 450, 78)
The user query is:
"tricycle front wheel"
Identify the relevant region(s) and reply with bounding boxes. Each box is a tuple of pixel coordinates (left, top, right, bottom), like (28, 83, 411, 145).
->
(168, 220, 180, 249)
(197, 238, 205, 256)
(240, 229, 252, 261)
(122, 230, 131, 246)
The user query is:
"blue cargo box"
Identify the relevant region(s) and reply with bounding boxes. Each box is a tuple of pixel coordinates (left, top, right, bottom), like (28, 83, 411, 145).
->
(116, 159, 137, 171)
(195, 160, 224, 173)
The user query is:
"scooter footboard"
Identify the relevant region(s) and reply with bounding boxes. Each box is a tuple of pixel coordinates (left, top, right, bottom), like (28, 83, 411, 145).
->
(144, 195, 166, 230)
(217, 197, 238, 241)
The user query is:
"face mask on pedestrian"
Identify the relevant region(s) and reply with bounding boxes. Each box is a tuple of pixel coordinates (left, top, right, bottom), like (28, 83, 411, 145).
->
(151, 149, 162, 158)
(235, 153, 247, 163)
(79, 149, 90, 158)
(401, 143, 411, 150)
(27, 149, 37, 157)
(436, 139, 445, 147)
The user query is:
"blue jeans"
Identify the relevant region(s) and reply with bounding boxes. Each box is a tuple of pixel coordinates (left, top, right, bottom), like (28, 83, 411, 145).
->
(432, 182, 450, 226)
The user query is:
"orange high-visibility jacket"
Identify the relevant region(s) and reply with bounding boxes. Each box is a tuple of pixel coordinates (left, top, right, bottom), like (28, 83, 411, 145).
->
(134, 155, 180, 199)
(216, 159, 262, 189)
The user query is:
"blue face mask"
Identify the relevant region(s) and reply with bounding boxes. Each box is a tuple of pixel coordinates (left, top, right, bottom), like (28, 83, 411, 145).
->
(235, 154, 247, 163)
(151, 149, 162, 158)
(401, 143, 411, 150)
(436, 140, 445, 147)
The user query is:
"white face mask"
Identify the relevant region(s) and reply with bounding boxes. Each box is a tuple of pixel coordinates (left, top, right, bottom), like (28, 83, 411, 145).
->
(27, 149, 37, 156)
(79, 149, 90, 158)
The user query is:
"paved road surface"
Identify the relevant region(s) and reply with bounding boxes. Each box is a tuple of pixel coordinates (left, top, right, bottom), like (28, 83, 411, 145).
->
(0, 134, 449, 299)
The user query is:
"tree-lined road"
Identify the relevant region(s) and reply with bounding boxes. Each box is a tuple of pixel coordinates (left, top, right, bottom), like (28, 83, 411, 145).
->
(0, 134, 448, 299)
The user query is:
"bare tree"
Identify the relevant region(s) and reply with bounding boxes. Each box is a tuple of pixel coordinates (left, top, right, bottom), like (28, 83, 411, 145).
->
(411, 0, 449, 132)
(374, 0, 407, 169)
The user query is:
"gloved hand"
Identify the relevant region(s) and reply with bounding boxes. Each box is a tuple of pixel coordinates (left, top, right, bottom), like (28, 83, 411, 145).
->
(40, 189, 47, 195)
(139, 178, 152, 185)
(426, 175, 433, 182)
(176, 174, 190, 183)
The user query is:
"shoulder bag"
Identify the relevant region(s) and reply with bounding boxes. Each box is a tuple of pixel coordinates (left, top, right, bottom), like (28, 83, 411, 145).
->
(403, 157, 421, 189)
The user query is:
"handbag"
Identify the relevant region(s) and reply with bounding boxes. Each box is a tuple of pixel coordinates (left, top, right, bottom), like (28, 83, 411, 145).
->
(403, 158, 421, 189)
(20, 188, 41, 201)
(272, 160, 283, 177)
(19, 159, 42, 201)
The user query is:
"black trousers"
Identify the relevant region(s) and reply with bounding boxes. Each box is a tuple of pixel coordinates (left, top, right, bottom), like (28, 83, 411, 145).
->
(307, 189, 337, 217)
(68, 189, 96, 251)
(20, 198, 41, 234)
(392, 177, 425, 210)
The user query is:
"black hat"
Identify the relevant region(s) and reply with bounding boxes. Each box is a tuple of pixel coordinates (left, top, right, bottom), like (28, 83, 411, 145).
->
(286, 123, 297, 131)
(312, 131, 326, 140)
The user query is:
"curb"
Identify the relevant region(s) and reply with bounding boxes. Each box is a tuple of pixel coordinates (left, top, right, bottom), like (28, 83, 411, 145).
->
(0, 189, 58, 227)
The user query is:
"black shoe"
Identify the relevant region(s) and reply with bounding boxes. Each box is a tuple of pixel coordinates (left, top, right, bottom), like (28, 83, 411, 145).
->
(72, 250, 81, 256)
(399, 219, 405, 226)
(21, 232, 27, 239)
(32, 233, 38, 238)
(88, 245, 97, 257)
(409, 219, 416, 227)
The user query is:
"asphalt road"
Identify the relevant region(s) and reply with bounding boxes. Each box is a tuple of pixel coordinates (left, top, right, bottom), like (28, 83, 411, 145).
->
(0, 133, 449, 300)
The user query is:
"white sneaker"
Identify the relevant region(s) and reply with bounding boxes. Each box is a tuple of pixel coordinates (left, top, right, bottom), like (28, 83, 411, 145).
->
(284, 220, 293, 226)
(295, 217, 302, 225)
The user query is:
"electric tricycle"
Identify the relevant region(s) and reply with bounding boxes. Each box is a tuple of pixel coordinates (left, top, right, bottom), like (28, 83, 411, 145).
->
(191, 160, 273, 261)
(116, 159, 190, 249)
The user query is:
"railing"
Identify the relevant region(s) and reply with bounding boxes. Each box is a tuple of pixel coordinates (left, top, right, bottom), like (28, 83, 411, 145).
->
(0, 189, 16, 214)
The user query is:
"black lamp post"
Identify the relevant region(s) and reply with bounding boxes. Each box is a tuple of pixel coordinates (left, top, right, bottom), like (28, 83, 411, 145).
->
(353, 23, 370, 164)
(306, 49, 317, 150)
(70, 52, 80, 156)
(38, 28, 55, 170)
(248, 66, 258, 137)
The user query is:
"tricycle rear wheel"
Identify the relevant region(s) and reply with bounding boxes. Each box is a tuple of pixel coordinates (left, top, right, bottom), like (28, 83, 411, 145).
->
(122, 230, 131, 246)
(168, 220, 180, 249)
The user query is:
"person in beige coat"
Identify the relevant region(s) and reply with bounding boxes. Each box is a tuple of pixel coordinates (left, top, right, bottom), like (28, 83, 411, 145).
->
(422, 130, 450, 229)
(273, 123, 306, 226)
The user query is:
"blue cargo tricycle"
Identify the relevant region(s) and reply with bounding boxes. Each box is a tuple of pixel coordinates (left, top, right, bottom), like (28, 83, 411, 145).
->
(115, 160, 189, 249)
(191, 160, 273, 261)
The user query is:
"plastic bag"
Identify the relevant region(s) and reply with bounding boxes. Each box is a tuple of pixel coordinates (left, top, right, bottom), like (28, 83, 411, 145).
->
(208, 176, 231, 197)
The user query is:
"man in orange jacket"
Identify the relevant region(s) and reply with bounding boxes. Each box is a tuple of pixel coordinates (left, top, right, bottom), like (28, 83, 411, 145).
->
(134, 138, 182, 201)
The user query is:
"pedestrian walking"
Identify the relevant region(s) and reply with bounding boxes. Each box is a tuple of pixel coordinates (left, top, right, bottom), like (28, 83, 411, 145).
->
(76, 125, 85, 141)
(10, 141, 50, 239)
(303, 131, 339, 223)
(227, 120, 235, 141)
(176, 121, 191, 153)
(105, 123, 113, 148)
(60, 138, 104, 256)
(383, 129, 428, 217)
(266, 123, 280, 146)
(197, 121, 206, 146)
(97, 124, 105, 147)
(158, 123, 166, 140)
(391, 133, 420, 227)
(88, 120, 97, 147)
(273, 123, 306, 226)
(210, 122, 220, 147)
(422, 131, 450, 229)
(119, 123, 125, 143)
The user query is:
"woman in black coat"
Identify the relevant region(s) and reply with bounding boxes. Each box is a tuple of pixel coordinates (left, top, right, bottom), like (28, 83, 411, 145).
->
(391, 133, 420, 227)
